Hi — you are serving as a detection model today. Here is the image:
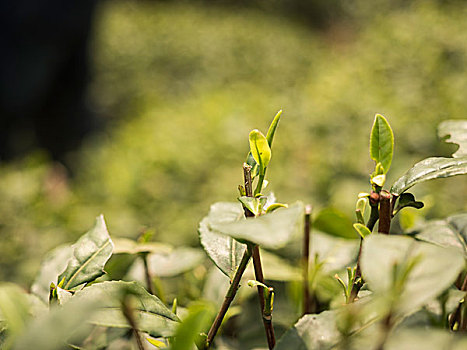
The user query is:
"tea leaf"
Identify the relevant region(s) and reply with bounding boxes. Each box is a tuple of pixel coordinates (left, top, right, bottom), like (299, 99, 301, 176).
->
(209, 202, 304, 249)
(353, 223, 372, 239)
(127, 247, 205, 279)
(171, 303, 214, 350)
(74, 281, 179, 338)
(410, 213, 467, 257)
(265, 109, 283, 148)
(249, 129, 271, 174)
(390, 156, 467, 195)
(58, 215, 114, 290)
(391, 120, 467, 195)
(314, 208, 358, 239)
(361, 235, 464, 314)
(370, 114, 394, 174)
(438, 120, 467, 158)
(31, 245, 73, 303)
(112, 238, 172, 255)
(199, 202, 247, 279)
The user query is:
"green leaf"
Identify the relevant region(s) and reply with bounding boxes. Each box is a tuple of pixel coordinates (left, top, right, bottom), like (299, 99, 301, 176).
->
(126, 247, 205, 283)
(370, 114, 394, 174)
(391, 120, 467, 195)
(31, 245, 73, 303)
(353, 223, 372, 239)
(11, 295, 99, 350)
(361, 235, 465, 314)
(385, 329, 467, 350)
(58, 215, 114, 290)
(74, 281, 179, 338)
(238, 196, 262, 216)
(56, 287, 72, 305)
(438, 119, 467, 158)
(390, 156, 467, 195)
(249, 129, 271, 174)
(265, 202, 288, 214)
(314, 208, 358, 239)
(0, 283, 30, 348)
(265, 109, 283, 148)
(112, 238, 172, 255)
(245, 250, 302, 281)
(245, 110, 282, 170)
(145, 247, 205, 277)
(199, 202, 247, 279)
(310, 232, 360, 273)
(275, 311, 341, 350)
(171, 303, 214, 350)
(209, 202, 304, 249)
(410, 213, 467, 257)
(394, 193, 424, 213)
(146, 337, 167, 348)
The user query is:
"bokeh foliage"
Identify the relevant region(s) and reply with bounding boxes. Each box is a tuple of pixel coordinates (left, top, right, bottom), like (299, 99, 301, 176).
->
(0, 0, 466, 286)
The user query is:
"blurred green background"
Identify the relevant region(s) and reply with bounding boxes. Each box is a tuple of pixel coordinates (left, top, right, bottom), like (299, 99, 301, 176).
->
(1, 0, 466, 286)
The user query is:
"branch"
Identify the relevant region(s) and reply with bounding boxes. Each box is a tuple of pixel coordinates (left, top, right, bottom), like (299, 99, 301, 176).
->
(349, 192, 380, 303)
(378, 191, 392, 234)
(242, 163, 275, 349)
(206, 248, 252, 348)
(303, 205, 312, 315)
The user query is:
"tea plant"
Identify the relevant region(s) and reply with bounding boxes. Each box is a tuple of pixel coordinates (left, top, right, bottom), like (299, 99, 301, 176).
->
(0, 113, 466, 350)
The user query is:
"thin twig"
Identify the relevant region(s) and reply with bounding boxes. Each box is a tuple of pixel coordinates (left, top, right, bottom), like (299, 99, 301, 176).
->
(206, 248, 252, 348)
(142, 253, 155, 295)
(449, 272, 467, 331)
(349, 193, 380, 303)
(243, 163, 275, 349)
(303, 205, 312, 315)
(121, 297, 145, 350)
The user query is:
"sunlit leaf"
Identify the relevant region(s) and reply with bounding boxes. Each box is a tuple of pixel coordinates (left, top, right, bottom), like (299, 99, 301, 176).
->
(361, 235, 464, 314)
(0, 283, 30, 348)
(31, 245, 73, 303)
(265, 109, 283, 148)
(171, 303, 214, 350)
(385, 329, 467, 350)
(209, 202, 304, 249)
(74, 281, 179, 338)
(438, 120, 467, 158)
(58, 215, 114, 290)
(245, 250, 302, 281)
(391, 157, 467, 195)
(249, 129, 271, 174)
(353, 223, 372, 239)
(370, 114, 394, 174)
(112, 238, 172, 255)
(391, 120, 467, 195)
(199, 202, 246, 279)
(410, 213, 467, 257)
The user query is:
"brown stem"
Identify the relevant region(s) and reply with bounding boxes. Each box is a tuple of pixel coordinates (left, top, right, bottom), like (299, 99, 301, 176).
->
(378, 191, 392, 234)
(243, 163, 275, 349)
(349, 193, 380, 303)
(449, 272, 467, 331)
(206, 248, 252, 348)
(252, 245, 275, 349)
(142, 253, 155, 295)
(121, 297, 145, 350)
(303, 205, 312, 315)
(243, 163, 253, 197)
(262, 287, 276, 349)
